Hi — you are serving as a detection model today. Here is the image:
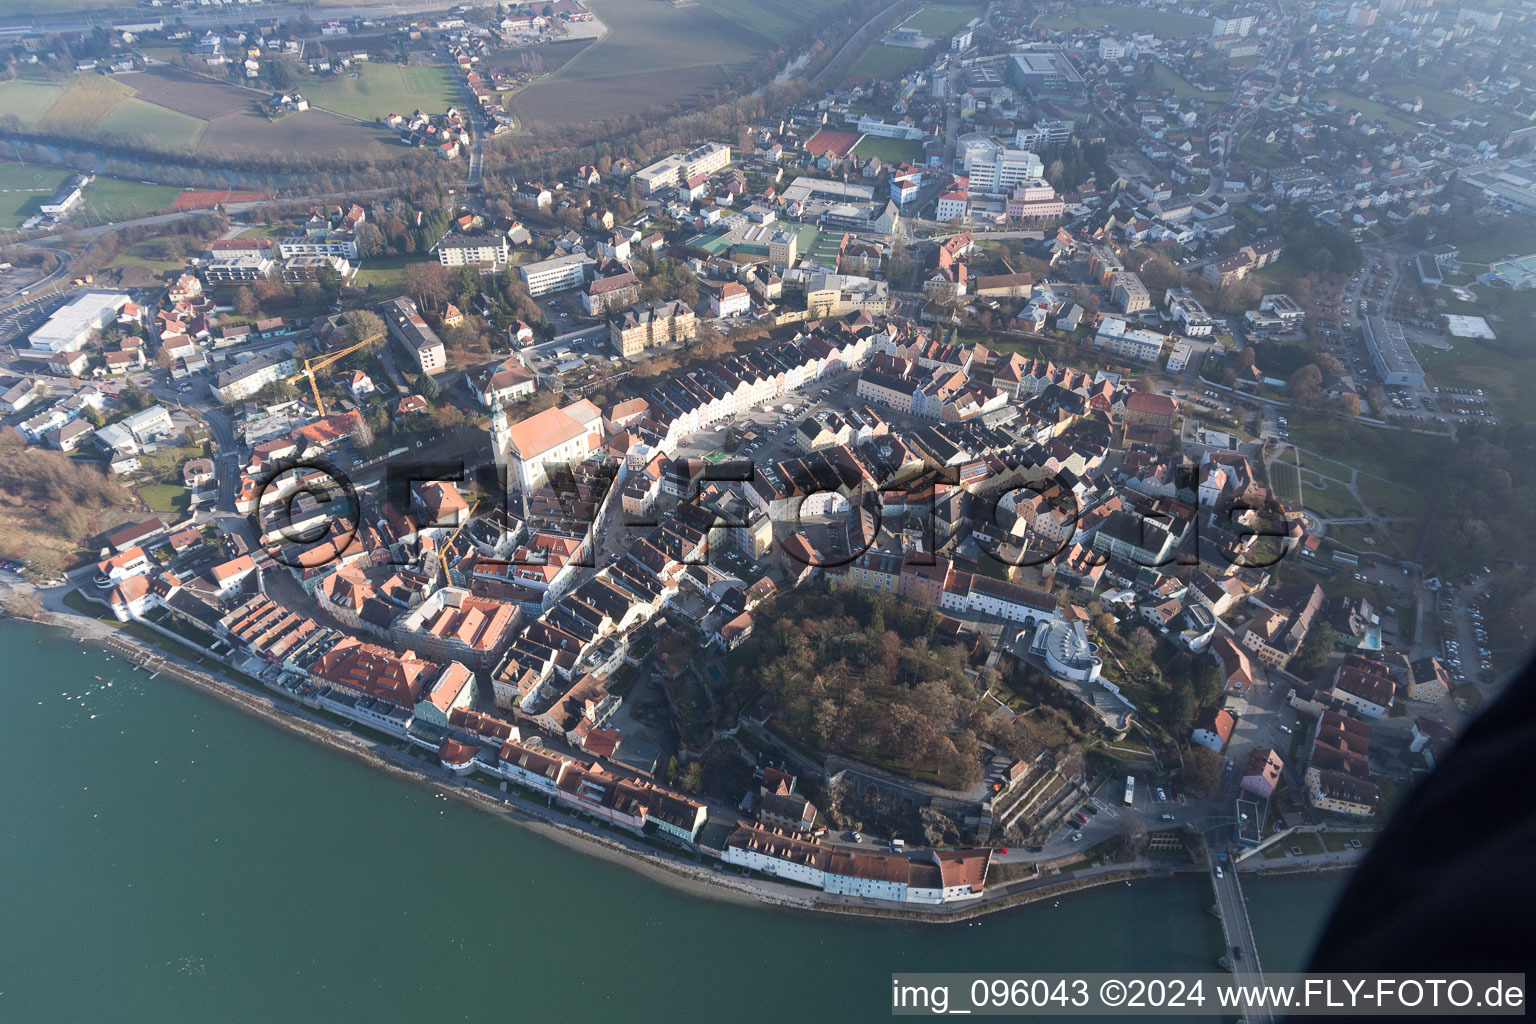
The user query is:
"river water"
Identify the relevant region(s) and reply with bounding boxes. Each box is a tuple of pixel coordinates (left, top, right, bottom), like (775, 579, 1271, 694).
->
(1, 620, 1346, 1022)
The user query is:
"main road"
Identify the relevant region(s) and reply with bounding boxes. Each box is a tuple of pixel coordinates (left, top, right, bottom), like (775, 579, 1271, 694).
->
(1209, 852, 1271, 1024)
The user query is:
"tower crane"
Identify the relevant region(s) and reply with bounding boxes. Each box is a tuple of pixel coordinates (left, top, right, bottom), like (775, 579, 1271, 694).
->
(436, 498, 479, 586)
(284, 330, 384, 417)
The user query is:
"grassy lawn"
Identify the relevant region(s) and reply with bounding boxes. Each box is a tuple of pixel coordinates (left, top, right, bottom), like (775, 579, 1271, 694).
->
(137, 482, 191, 516)
(1320, 830, 1376, 853)
(1353, 473, 1426, 519)
(1261, 830, 1325, 858)
(850, 44, 929, 80)
(1417, 296, 1536, 424)
(1453, 228, 1536, 265)
(352, 252, 417, 295)
(105, 239, 193, 275)
(1038, 6, 1210, 35)
(1302, 477, 1362, 519)
(900, 5, 976, 36)
(1317, 90, 1419, 133)
(1297, 450, 1356, 482)
(1329, 522, 1386, 552)
(63, 589, 120, 624)
(1145, 60, 1227, 101)
(852, 134, 923, 163)
(299, 64, 459, 121)
(1288, 418, 1445, 490)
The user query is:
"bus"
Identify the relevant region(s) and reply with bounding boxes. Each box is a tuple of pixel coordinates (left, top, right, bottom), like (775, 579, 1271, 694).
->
(1124, 776, 1136, 808)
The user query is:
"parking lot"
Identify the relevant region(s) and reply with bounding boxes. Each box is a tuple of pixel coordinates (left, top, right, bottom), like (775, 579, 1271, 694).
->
(1436, 577, 1494, 686)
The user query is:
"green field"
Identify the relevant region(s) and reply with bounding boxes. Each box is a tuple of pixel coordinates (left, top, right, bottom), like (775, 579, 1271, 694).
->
(79, 176, 185, 221)
(105, 239, 194, 275)
(297, 64, 459, 121)
(900, 5, 976, 37)
(34, 75, 132, 132)
(137, 483, 191, 517)
(707, 0, 854, 43)
(0, 74, 204, 152)
(0, 163, 70, 228)
(105, 97, 206, 150)
(1289, 418, 1448, 494)
(0, 164, 185, 227)
(512, 0, 775, 124)
(352, 253, 415, 294)
(0, 80, 68, 126)
(1317, 90, 1419, 133)
(1146, 60, 1227, 101)
(1353, 473, 1426, 519)
(852, 134, 923, 163)
(1418, 312, 1536, 425)
(1037, 5, 1211, 35)
(850, 44, 928, 80)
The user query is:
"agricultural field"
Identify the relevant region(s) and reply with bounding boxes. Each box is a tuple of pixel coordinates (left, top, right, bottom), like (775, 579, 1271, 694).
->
(851, 134, 923, 163)
(0, 81, 67, 126)
(514, 0, 854, 125)
(708, 0, 853, 44)
(296, 64, 459, 122)
(850, 44, 929, 80)
(1037, 6, 1211, 35)
(35, 75, 133, 133)
(0, 68, 417, 162)
(103, 98, 206, 150)
(899, 5, 977, 37)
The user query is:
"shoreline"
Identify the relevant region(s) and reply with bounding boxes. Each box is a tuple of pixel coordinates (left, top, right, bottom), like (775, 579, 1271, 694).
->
(2, 597, 1367, 924)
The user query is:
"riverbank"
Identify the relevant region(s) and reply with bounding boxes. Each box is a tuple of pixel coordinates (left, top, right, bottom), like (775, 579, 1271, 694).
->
(3, 581, 1365, 924)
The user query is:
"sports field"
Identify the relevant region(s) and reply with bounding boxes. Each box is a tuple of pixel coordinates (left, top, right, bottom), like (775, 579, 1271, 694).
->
(0, 164, 70, 228)
(297, 64, 459, 121)
(0, 164, 185, 227)
(850, 44, 928, 80)
(852, 134, 923, 163)
(899, 6, 976, 37)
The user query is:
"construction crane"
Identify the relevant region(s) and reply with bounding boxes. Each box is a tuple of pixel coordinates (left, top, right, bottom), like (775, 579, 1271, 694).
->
(436, 498, 479, 586)
(284, 330, 383, 416)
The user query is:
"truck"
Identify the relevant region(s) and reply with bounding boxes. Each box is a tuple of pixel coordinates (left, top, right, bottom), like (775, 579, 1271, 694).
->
(1124, 775, 1136, 808)
(890, 838, 905, 851)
